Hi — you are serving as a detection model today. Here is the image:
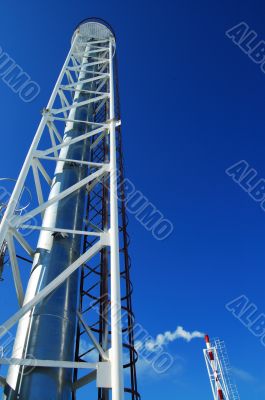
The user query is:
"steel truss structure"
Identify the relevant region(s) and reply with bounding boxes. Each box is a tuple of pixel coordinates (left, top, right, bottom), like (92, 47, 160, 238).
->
(203, 335, 240, 400)
(0, 18, 139, 400)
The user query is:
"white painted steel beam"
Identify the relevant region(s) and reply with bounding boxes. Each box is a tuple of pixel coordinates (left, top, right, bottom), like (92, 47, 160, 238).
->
(109, 38, 124, 400)
(0, 239, 105, 339)
(0, 358, 96, 370)
(72, 370, 97, 391)
(77, 312, 108, 361)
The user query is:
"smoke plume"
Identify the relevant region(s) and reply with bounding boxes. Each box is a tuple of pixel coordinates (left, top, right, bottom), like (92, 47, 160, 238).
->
(145, 326, 204, 351)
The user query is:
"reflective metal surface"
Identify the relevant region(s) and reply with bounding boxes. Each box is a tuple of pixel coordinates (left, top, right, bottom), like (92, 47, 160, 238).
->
(5, 36, 96, 400)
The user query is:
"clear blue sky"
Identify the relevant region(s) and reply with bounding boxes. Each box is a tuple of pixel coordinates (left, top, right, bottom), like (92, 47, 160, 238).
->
(0, 0, 264, 399)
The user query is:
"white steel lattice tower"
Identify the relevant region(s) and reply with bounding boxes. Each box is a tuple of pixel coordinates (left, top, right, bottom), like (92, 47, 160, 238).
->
(0, 18, 140, 400)
(203, 335, 240, 400)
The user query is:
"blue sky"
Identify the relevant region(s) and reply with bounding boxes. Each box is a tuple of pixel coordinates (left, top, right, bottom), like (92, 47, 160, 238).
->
(0, 0, 265, 399)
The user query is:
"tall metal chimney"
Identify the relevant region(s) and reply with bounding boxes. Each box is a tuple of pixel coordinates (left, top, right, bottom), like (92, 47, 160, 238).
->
(0, 18, 140, 400)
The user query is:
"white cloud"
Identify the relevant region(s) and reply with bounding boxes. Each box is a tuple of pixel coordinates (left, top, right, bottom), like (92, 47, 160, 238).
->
(232, 367, 256, 383)
(135, 355, 183, 379)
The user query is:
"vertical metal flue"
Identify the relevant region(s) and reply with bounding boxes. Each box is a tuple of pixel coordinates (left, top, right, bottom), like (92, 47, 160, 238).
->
(0, 18, 140, 400)
(5, 43, 96, 400)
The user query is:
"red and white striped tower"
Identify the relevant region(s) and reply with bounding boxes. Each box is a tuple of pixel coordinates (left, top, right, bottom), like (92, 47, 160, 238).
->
(203, 334, 230, 400)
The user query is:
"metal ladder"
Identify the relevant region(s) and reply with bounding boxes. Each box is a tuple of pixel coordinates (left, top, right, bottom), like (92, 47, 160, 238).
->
(214, 338, 240, 400)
